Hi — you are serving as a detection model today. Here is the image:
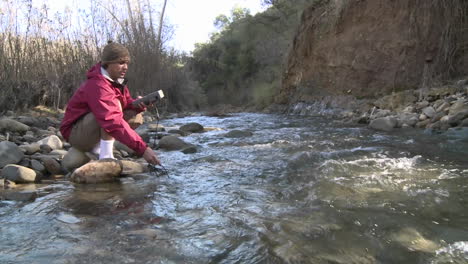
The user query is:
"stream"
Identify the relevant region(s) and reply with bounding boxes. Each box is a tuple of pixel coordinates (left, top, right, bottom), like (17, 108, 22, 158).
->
(1, 113, 467, 263)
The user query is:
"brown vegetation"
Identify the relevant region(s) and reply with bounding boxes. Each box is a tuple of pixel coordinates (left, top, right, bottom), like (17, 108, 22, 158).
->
(0, 0, 204, 113)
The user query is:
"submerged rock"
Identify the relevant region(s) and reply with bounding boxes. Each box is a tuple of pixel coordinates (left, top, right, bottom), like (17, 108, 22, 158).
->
(390, 228, 439, 253)
(70, 159, 123, 184)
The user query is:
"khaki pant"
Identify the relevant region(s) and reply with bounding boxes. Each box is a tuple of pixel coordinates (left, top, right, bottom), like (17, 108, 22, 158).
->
(69, 110, 143, 152)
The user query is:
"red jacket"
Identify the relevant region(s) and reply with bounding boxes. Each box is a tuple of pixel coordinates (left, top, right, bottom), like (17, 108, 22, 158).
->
(60, 63, 147, 156)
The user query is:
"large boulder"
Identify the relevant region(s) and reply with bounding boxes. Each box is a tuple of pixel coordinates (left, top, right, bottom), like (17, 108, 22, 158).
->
(158, 135, 191, 151)
(36, 135, 63, 150)
(2, 165, 37, 183)
(0, 118, 30, 133)
(369, 117, 397, 132)
(62, 147, 90, 172)
(180, 122, 204, 133)
(70, 159, 123, 184)
(0, 141, 24, 168)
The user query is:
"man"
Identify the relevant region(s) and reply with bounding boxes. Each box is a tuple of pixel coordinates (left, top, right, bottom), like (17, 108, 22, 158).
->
(60, 41, 160, 165)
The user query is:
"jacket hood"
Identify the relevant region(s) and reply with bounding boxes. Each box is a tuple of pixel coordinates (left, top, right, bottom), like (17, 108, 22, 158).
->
(86, 63, 105, 80)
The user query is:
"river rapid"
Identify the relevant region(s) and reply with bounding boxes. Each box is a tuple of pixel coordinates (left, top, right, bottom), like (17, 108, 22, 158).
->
(0, 113, 467, 264)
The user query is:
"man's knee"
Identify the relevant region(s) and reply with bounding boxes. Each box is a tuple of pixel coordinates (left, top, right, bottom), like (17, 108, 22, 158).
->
(69, 112, 101, 151)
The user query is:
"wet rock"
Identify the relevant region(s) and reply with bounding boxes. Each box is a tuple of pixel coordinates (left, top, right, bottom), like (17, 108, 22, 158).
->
(62, 147, 90, 172)
(70, 159, 123, 184)
(369, 117, 397, 131)
(224, 130, 254, 138)
(36, 135, 63, 150)
(1, 190, 37, 202)
(182, 145, 197, 154)
(121, 160, 148, 175)
(180, 122, 204, 133)
(41, 157, 63, 175)
(167, 129, 187, 136)
(56, 212, 81, 224)
(0, 179, 16, 189)
(204, 127, 223, 132)
(147, 123, 165, 132)
(2, 165, 37, 183)
(390, 228, 439, 253)
(0, 118, 30, 134)
(0, 141, 24, 168)
(158, 135, 191, 151)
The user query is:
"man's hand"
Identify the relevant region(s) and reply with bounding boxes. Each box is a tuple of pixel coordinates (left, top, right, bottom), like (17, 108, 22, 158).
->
(135, 96, 152, 109)
(143, 147, 161, 165)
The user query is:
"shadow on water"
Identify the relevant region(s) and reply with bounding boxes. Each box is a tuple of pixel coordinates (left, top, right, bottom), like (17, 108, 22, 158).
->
(1, 113, 467, 263)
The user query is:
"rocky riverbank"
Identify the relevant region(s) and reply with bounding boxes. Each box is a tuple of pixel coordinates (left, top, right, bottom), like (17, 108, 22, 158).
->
(0, 107, 212, 201)
(285, 79, 468, 135)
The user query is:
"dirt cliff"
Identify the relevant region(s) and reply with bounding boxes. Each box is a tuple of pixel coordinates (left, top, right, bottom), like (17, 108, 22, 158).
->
(278, 0, 468, 104)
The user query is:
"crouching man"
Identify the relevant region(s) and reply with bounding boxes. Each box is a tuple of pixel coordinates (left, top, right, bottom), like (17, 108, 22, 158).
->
(60, 41, 160, 166)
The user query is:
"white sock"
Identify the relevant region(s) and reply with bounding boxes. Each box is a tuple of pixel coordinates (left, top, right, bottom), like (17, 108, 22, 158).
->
(92, 143, 100, 155)
(99, 139, 115, 159)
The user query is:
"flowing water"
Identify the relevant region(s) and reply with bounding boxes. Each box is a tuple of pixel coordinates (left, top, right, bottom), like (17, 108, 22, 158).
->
(1, 113, 467, 264)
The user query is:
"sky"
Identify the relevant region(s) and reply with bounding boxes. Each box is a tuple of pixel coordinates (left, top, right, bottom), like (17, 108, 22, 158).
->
(39, 0, 266, 54)
(165, 0, 266, 53)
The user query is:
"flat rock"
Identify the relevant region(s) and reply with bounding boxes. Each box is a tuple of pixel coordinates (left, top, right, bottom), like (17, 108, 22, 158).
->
(70, 159, 123, 184)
